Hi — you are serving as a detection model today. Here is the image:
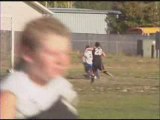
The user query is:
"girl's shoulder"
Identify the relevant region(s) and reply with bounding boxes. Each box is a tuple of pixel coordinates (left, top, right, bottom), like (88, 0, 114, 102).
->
(0, 70, 30, 95)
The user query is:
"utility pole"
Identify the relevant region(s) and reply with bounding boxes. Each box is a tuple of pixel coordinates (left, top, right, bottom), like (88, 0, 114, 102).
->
(11, 17, 15, 72)
(155, 2, 158, 25)
(67, 1, 73, 8)
(54, 1, 57, 7)
(45, 1, 48, 8)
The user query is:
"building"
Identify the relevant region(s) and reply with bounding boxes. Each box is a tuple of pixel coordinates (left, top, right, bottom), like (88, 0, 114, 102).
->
(1, 1, 53, 31)
(127, 27, 160, 36)
(0, 1, 53, 75)
(49, 8, 121, 52)
(49, 8, 121, 34)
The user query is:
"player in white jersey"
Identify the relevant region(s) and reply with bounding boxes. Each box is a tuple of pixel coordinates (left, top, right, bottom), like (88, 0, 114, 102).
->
(83, 45, 94, 80)
(0, 16, 79, 119)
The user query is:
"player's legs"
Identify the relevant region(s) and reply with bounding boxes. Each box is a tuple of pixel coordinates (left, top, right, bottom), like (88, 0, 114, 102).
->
(83, 62, 89, 78)
(91, 64, 99, 83)
(96, 62, 103, 79)
(87, 64, 93, 77)
(100, 63, 113, 77)
(95, 69, 100, 79)
(83, 62, 88, 73)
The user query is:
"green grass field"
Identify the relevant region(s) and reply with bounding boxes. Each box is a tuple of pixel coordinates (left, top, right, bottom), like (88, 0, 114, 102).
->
(67, 52, 160, 119)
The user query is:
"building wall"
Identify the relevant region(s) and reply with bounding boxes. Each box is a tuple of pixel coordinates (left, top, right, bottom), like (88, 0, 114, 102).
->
(53, 13, 107, 34)
(142, 40, 156, 57)
(0, 2, 48, 76)
(1, 2, 44, 31)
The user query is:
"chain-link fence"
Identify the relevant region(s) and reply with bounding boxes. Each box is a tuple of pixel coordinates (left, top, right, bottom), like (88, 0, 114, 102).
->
(72, 33, 156, 55)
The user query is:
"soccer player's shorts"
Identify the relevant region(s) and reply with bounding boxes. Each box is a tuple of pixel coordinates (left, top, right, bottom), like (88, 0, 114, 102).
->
(93, 62, 103, 72)
(86, 64, 93, 71)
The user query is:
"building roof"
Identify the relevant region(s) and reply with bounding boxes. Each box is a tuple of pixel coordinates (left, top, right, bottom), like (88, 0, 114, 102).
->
(49, 8, 121, 15)
(128, 27, 160, 35)
(138, 27, 160, 35)
(26, 2, 54, 15)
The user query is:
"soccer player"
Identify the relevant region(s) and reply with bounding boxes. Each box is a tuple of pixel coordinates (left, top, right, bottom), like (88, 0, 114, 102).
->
(0, 16, 79, 119)
(83, 45, 94, 80)
(92, 42, 106, 83)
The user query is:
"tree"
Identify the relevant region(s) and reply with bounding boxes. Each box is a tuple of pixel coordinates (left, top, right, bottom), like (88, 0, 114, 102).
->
(39, 1, 160, 34)
(74, 1, 112, 10)
(39, 1, 75, 8)
(107, 2, 160, 33)
(53, 1, 74, 8)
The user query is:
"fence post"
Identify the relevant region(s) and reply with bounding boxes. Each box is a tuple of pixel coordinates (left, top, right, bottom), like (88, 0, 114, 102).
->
(116, 40, 119, 55)
(11, 17, 15, 72)
(151, 41, 155, 58)
(151, 44, 154, 58)
(155, 32, 160, 58)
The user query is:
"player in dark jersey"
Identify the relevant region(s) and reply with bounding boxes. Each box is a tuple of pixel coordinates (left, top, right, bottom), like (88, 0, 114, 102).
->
(92, 42, 105, 82)
(92, 42, 113, 83)
(92, 42, 106, 83)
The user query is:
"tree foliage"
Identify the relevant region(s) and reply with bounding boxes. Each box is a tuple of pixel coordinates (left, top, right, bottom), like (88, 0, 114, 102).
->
(73, 1, 113, 10)
(39, 1, 160, 34)
(39, 1, 74, 8)
(106, 2, 160, 33)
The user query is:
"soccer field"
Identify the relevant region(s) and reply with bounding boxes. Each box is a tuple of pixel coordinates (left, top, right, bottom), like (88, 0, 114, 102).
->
(66, 52, 160, 119)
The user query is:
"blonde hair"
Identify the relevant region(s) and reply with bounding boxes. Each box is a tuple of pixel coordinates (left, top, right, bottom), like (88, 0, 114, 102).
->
(21, 16, 71, 51)
(15, 16, 71, 70)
